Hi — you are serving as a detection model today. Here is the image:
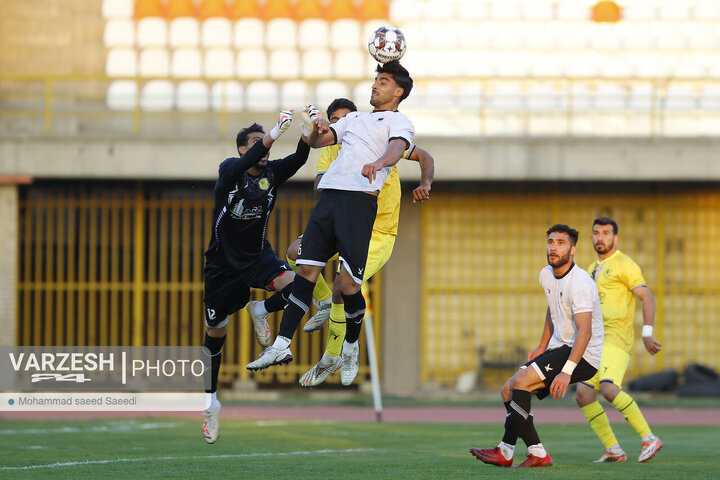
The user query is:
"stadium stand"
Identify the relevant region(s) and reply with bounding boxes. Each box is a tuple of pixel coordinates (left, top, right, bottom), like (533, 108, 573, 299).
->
(228, 0, 262, 19)
(169, 17, 201, 47)
(198, 0, 229, 19)
(165, 0, 197, 19)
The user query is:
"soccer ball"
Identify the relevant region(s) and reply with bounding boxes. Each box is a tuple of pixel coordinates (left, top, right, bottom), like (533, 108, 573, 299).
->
(368, 26, 406, 63)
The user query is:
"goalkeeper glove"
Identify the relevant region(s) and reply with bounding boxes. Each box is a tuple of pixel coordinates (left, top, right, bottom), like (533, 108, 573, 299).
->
(270, 109, 293, 140)
(301, 104, 321, 137)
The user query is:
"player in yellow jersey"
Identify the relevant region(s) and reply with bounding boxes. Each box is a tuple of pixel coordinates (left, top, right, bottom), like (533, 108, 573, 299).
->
(285, 98, 434, 387)
(576, 217, 663, 463)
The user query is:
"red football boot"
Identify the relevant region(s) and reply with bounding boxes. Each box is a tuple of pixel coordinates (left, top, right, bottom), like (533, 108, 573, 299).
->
(514, 452, 553, 467)
(469, 447, 513, 467)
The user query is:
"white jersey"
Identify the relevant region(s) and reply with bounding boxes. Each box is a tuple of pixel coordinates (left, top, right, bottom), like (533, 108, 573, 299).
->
(539, 263, 605, 368)
(318, 110, 414, 192)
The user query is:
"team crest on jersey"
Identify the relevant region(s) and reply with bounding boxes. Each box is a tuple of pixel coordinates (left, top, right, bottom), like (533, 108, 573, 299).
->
(258, 178, 270, 190)
(603, 268, 612, 277)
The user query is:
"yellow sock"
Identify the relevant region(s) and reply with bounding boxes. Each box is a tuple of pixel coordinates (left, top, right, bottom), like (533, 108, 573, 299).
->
(325, 303, 346, 357)
(581, 401, 618, 449)
(612, 391, 651, 438)
(287, 255, 332, 302)
(312, 274, 332, 302)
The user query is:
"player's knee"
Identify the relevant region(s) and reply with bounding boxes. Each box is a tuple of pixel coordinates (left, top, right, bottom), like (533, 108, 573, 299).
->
(512, 369, 537, 391)
(297, 264, 321, 283)
(599, 382, 619, 402)
(337, 275, 361, 296)
(575, 384, 593, 406)
(207, 326, 227, 338)
(501, 380, 512, 402)
(287, 238, 301, 262)
(331, 280, 344, 303)
(269, 270, 294, 290)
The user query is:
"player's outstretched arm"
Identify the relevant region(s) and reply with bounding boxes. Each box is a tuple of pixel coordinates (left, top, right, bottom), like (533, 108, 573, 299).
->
(634, 285, 662, 355)
(263, 109, 294, 147)
(362, 138, 406, 182)
(219, 109, 291, 183)
(406, 146, 434, 203)
(550, 311, 592, 399)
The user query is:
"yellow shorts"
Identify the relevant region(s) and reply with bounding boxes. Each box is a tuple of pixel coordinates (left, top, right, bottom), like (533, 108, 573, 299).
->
(363, 231, 396, 281)
(581, 342, 631, 389)
(331, 230, 395, 282)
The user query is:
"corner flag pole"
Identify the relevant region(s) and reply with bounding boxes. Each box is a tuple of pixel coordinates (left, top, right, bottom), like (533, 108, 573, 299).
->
(362, 284, 383, 422)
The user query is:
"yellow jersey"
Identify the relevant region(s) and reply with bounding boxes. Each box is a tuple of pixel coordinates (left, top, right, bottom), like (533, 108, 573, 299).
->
(587, 250, 647, 354)
(316, 144, 415, 236)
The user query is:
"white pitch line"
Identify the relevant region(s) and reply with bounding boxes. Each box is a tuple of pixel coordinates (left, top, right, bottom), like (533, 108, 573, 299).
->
(0, 422, 181, 435)
(0, 448, 375, 471)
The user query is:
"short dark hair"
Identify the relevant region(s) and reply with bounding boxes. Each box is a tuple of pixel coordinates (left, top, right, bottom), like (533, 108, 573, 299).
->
(593, 217, 618, 235)
(326, 98, 357, 118)
(236, 123, 264, 149)
(376, 60, 413, 103)
(546, 224, 579, 245)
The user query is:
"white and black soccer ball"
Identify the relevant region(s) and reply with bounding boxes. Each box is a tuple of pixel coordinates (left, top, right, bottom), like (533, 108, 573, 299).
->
(368, 25, 406, 64)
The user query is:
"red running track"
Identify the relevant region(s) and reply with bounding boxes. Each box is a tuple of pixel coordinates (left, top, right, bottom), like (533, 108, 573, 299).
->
(2, 406, 719, 425)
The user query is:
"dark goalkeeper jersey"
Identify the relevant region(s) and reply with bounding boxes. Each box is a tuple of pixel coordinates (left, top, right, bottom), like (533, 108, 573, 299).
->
(205, 138, 310, 270)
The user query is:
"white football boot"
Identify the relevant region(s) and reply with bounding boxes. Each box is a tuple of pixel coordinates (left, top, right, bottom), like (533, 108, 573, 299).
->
(246, 300, 272, 347)
(202, 401, 221, 444)
(299, 353, 341, 387)
(246, 345, 293, 371)
(303, 299, 332, 333)
(340, 340, 360, 386)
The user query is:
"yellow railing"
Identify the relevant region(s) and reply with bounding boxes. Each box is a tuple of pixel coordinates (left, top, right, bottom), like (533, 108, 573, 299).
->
(421, 186, 720, 387)
(3, 73, 720, 136)
(16, 184, 383, 386)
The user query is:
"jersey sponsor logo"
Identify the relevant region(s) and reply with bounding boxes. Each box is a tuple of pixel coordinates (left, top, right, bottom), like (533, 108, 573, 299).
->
(230, 198, 245, 218)
(229, 198, 263, 220)
(259, 178, 270, 190)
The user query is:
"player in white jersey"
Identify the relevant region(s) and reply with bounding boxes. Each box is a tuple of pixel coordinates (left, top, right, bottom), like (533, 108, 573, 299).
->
(470, 224, 604, 468)
(247, 61, 423, 378)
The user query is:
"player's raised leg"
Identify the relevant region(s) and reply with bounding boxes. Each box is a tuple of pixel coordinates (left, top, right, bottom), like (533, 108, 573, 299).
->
(286, 237, 333, 331)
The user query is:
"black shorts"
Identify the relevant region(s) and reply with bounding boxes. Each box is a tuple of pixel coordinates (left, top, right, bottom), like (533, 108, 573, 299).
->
(523, 345, 598, 400)
(203, 247, 291, 328)
(297, 189, 377, 284)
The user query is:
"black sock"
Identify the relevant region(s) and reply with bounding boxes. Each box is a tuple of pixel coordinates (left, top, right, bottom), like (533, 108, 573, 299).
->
(264, 283, 293, 313)
(203, 332, 226, 394)
(502, 389, 532, 446)
(522, 414, 541, 447)
(342, 290, 366, 343)
(505, 400, 540, 446)
(277, 275, 314, 339)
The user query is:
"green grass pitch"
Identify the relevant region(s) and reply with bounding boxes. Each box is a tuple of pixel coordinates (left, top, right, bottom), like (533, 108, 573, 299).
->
(0, 417, 717, 479)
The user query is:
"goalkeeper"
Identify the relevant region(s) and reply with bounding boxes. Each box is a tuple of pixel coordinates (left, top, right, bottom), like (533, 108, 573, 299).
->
(202, 109, 309, 444)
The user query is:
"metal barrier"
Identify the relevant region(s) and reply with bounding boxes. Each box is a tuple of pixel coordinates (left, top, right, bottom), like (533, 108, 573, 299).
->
(3, 73, 720, 137)
(16, 183, 383, 386)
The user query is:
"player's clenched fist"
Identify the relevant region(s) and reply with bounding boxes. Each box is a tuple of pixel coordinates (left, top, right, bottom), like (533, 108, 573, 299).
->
(412, 184, 431, 203)
(270, 109, 293, 140)
(312, 117, 330, 134)
(362, 161, 382, 182)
